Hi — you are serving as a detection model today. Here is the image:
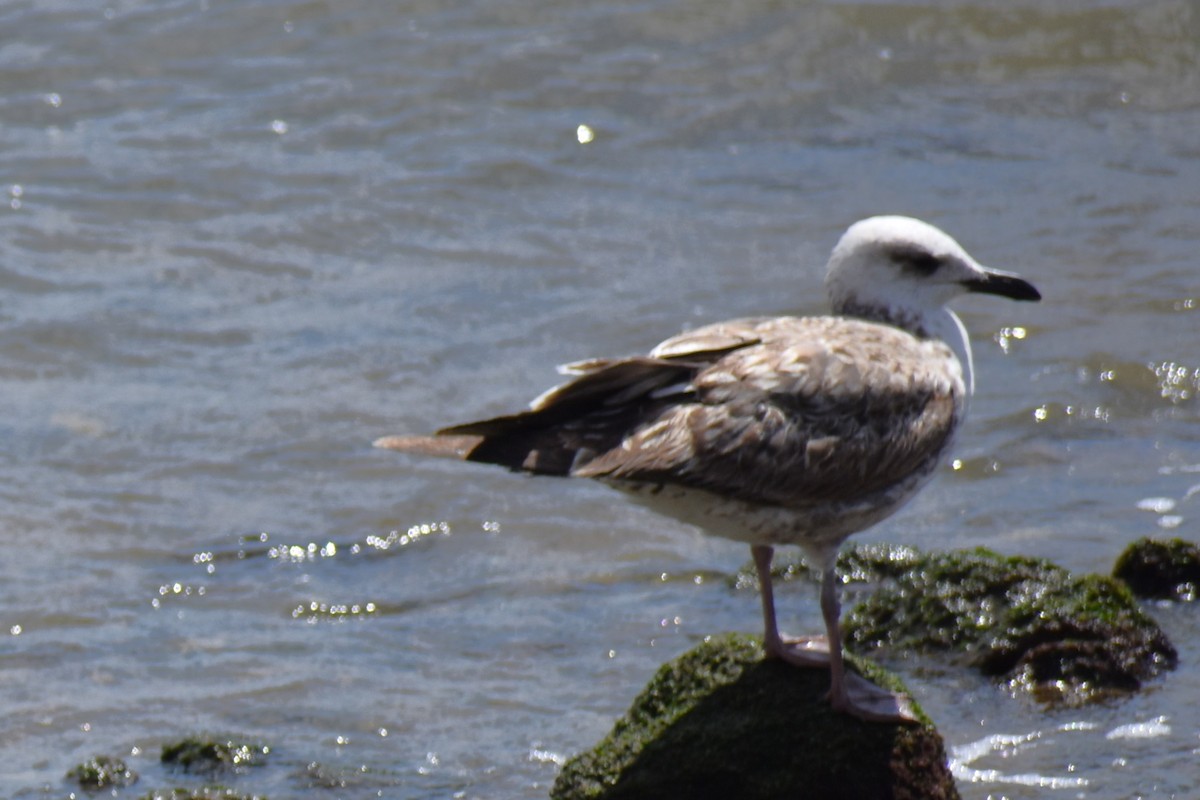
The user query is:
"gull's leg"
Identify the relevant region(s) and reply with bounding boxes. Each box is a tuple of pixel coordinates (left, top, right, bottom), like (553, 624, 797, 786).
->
(752, 544, 829, 667)
(753, 544, 918, 722)
(819, 559, 849, 705)
(818, 561, 919, 724)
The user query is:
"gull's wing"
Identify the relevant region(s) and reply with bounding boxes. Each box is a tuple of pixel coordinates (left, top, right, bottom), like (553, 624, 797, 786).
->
(572, 316, 964, 508)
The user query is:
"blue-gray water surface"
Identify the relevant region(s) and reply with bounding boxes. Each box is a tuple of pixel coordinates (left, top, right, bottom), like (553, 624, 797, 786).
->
(1, 1, 1199, 798)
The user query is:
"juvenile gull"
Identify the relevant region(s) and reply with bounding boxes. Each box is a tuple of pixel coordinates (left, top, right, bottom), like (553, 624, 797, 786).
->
(375, 215, 1040, 723)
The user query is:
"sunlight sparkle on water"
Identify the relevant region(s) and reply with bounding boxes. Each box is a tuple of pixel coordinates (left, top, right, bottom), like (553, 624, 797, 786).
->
(950, 729, 1089, 789)
(1136, 497, 1176, 514)
(365, 521, 450, 551)
(268, 540, 340, 562)
(1106, 716, 1170, 740)
(994, 326, 1027, 354)
(292, 601, 377, 621)
(1153, 361, 1198, 402)
(529, 747, 566, 766)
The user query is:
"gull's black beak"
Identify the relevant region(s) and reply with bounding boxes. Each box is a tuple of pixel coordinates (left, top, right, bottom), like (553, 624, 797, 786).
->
(963, 268, 1041, 302)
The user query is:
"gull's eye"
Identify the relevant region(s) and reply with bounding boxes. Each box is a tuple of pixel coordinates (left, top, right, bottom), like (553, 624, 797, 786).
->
(889, 247, 943, 277)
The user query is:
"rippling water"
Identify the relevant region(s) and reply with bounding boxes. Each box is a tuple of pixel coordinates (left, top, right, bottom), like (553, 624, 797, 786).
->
(2, 2, 1198, 798)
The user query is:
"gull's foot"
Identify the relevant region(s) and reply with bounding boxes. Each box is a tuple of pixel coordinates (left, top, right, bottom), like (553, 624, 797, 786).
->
(764, 634, 832, 668)
(833, 671, 920, 725)
(766, 634, 920, 724)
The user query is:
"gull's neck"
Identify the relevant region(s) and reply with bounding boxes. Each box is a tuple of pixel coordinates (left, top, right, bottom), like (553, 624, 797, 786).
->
(929, 307, 975, 397)
(835, 299, 929, 339)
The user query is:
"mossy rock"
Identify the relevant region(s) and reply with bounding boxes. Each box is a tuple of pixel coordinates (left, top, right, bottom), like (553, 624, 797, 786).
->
(161, 737, 270, 773)
(1113, 537, 1200, 601)
(837, 544, 1176, 705)
(67, 754, 138, 789)
(552, 633, 957, 800)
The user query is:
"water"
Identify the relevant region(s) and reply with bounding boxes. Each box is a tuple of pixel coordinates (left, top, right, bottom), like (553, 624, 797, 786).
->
(1, 1, 1198, 797)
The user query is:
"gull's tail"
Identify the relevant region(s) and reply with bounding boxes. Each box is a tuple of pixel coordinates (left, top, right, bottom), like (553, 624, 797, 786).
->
(372, 434, 482, 460)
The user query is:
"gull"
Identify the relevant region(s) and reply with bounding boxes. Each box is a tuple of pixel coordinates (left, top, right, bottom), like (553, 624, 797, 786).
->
(375, 216, 1040, 723)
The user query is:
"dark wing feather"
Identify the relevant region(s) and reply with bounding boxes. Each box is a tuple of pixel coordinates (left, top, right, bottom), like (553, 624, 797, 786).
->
(647, 320, 767, 360)
(435, 358, 696, 474)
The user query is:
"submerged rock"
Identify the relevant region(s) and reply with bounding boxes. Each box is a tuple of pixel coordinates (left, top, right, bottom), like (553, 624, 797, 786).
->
(552, 633, 958, 800)
(138, 787, 267, 800)
(1113, 537, 1200, 601)
(839, 544, 1176, 705)
(66, 755, 138, 789)
(161, 736, 270, 773)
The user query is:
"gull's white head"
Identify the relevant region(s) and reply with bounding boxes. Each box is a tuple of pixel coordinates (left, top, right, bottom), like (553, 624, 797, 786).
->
(824, 215, 1040, 335)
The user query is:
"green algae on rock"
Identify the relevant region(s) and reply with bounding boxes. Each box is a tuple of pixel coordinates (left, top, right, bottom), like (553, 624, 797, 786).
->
(552, 633, 958, 800)
(161, 737, 270, 773)
(840, 544, 1176, 705)
(67, 755, 138, 789)
(1113, 537, 1200, 601)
